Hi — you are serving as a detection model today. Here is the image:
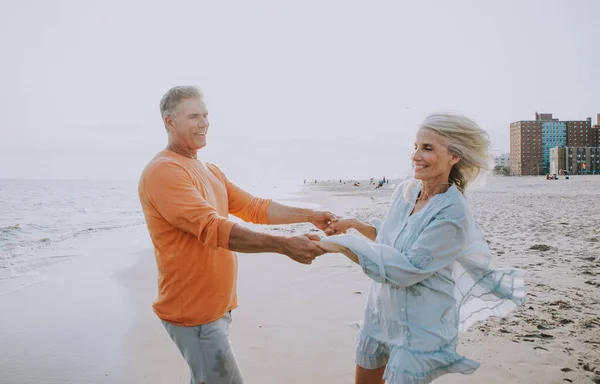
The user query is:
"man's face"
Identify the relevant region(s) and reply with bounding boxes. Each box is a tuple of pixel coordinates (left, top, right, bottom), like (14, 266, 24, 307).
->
(165, 97, 209, 151)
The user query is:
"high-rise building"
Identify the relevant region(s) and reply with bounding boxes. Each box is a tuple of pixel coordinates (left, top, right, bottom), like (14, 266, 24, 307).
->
(593, 113, 600, 147)
(566, 117, 594, 147)
(541, 121, 566, 172)
(550, 147, 600, 175)
(510, 113, 597, 175)
(510, 120, 542, 176)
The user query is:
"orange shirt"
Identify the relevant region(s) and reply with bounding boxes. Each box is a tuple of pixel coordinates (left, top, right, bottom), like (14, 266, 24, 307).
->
(138, 150, 271, 326)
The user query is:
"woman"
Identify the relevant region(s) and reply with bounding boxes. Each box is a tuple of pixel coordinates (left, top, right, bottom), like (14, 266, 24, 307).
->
(317, 114, 526, 384)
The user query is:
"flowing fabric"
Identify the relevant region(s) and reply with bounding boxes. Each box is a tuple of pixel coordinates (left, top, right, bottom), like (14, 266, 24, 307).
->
(323, 180, 526, 384)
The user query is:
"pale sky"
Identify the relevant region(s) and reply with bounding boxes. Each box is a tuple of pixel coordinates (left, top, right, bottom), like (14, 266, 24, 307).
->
(1, 0, 599, 183)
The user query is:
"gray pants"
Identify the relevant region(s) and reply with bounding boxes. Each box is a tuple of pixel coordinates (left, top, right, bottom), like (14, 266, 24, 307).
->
(162, 312, 244, 384)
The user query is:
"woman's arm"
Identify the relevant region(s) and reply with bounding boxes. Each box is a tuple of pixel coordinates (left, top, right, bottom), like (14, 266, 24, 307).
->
(321, 213, 469, 287)
(351, 219, 378, 241)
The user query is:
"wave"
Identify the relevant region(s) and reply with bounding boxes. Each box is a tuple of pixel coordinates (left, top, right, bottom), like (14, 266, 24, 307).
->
(70, 220, 146, 238)
(1, 224, 23, 233)
(1, 219, 146, 257)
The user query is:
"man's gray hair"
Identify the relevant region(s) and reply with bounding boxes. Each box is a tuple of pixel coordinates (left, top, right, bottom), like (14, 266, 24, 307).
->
(160, 85, 203, 120)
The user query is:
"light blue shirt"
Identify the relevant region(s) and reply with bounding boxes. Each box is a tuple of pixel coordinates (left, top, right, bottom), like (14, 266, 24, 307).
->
(323, 180, 526, 382)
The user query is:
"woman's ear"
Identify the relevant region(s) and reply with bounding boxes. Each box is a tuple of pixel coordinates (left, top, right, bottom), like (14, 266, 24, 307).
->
(450, 154, 461, 166)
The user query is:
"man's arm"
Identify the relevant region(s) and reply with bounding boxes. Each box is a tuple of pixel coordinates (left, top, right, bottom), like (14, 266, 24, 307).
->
(267, 201, 312, 224)
(208, 164, 337, 230)
(228, 224, 324, 264)
(268, 201, 337, 230)
(142, 162, 323, 264)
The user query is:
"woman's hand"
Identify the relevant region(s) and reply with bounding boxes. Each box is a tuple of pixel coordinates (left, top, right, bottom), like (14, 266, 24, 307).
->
(315, 241, 360, 264)
(324, 218, 356, 236)
(315, 241, 347, 254)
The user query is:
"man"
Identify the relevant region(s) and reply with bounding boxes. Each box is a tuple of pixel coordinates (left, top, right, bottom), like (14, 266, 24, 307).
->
(138, 85, 336, 384)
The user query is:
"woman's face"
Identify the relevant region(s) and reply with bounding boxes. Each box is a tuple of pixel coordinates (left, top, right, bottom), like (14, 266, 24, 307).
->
(411, 128, 460, 184)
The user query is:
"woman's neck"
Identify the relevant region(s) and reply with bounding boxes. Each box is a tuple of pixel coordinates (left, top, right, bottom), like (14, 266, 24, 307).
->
(419, 181, 451, 200)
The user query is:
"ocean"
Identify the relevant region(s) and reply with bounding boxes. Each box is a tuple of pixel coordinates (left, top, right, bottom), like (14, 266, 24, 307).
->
(0, 177, 305, 291)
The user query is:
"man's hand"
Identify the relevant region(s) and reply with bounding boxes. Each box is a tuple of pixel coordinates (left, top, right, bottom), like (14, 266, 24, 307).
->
(281, 234, 325, 265)
(310, 210, 338, 231)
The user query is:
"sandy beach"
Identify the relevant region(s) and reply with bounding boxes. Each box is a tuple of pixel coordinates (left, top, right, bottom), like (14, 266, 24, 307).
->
(1, 175, 599, 384)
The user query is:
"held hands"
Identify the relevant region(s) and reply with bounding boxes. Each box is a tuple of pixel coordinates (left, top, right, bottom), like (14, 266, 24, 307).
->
(308, 211, 354, 255)
(309, 210, 355, 236)
(282, 211, 353, 265)
(315, 238, 358, 264)
(310, 210, 339, 231)
(282, 234, 325, 265)
(281, 234, 353, 265)
(313, 240, 347, 254)
(323, 218, 356, 236)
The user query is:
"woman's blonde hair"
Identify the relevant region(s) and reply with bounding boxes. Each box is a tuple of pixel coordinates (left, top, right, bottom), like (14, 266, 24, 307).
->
(418, 113, 491, 193)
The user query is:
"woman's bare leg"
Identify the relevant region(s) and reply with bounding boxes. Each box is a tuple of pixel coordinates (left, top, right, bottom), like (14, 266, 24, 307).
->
(355, 364, 386, 384)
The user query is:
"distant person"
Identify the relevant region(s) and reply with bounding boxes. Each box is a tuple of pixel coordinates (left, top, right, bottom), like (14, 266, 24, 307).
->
(316, 114, 526, 384)
(138, 86, 337, 384)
